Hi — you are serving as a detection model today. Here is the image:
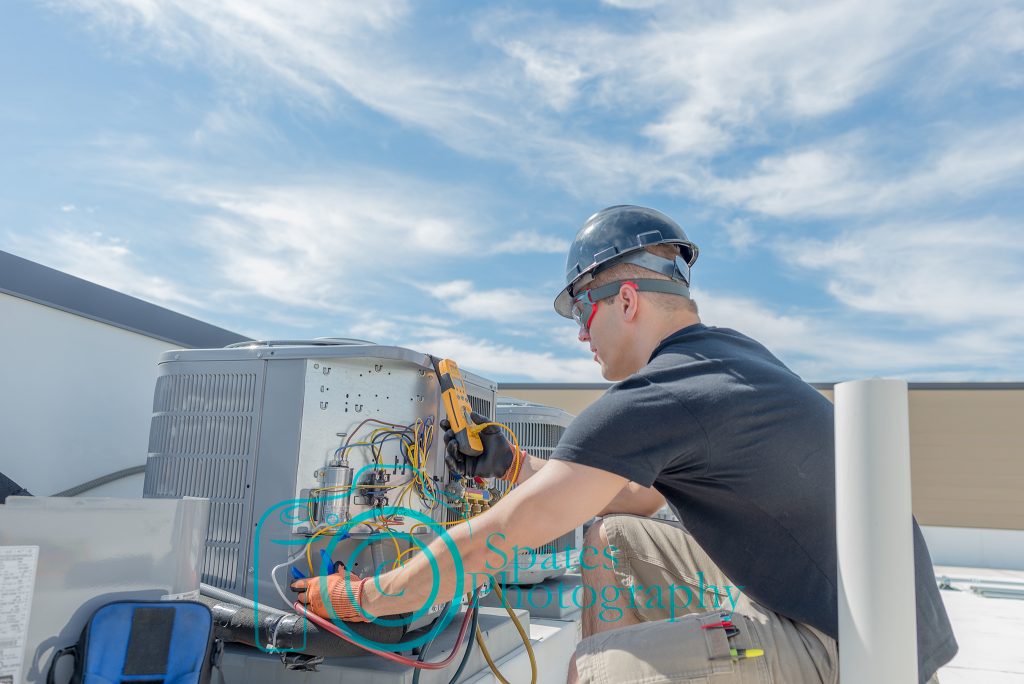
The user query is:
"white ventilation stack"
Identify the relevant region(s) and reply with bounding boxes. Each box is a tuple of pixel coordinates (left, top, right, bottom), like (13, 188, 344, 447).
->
(835, 379, 918, 683)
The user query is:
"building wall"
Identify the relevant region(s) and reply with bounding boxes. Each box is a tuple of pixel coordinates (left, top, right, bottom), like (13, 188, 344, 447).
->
(500, 384, 1024, 532)
(0, 293, 172, 497)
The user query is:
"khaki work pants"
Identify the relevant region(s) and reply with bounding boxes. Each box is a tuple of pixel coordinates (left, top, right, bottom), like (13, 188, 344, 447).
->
(574, 515, 935, 684)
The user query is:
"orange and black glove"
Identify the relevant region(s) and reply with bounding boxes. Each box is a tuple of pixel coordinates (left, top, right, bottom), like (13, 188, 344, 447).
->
(291, 569, 370, 622)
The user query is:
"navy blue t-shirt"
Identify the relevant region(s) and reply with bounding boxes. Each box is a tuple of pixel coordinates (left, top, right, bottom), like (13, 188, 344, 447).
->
(551, 323, 957, 682)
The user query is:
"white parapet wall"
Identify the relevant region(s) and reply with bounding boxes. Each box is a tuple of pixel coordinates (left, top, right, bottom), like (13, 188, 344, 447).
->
(921, 525, 1024, 571)
(0, 292, 173, 497)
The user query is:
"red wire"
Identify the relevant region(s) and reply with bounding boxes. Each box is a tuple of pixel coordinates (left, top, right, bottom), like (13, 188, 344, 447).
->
(293, 597, 477, 669)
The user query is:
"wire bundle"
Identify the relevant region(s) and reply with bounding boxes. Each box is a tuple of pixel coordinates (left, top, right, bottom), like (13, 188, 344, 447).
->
(281, 414, 536, 682)
(295, 590, 481, 676)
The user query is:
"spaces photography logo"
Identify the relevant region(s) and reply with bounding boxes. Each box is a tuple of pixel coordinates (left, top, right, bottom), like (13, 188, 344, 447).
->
(253, 472, 468, 653)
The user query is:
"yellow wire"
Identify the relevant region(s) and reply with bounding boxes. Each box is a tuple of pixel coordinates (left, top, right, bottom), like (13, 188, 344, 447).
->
(476, 583, 537, 684)
(432, 516, 474, 526)
(302, 417, 445, 578)
(470, 422, 523, 491)
(475, 629, 509, 684)
(366, 521, 404, 558)
(308, 415, 495, 575)
(391, 545, 419, 570)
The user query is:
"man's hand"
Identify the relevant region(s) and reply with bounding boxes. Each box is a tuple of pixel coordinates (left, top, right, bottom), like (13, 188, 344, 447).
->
(291, 569, 370, 622)
(440, 411, 520, 480)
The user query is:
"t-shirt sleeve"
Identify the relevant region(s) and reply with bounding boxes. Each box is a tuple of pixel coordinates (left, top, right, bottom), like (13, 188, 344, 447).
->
(550, 375, 707, 487)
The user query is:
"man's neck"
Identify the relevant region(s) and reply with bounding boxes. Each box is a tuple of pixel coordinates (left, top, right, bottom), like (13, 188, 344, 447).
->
(636, 313, 701, 365)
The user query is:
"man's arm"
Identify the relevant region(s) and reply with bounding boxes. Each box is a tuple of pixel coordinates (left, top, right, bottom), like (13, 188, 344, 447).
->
(514, 456, 664, 516)
(361, 459, 627, 616)
(598, 481, 665, 517)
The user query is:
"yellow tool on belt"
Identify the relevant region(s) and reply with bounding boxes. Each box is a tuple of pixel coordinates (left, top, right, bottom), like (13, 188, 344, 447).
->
(430, 356, 484, 456)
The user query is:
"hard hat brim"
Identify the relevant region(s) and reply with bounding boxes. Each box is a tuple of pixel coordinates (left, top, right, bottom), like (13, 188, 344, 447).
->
(553, 287, 574, 318)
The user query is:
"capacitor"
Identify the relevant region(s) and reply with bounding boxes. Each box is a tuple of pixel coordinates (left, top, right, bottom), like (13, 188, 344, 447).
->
(316, 461, 353, 528)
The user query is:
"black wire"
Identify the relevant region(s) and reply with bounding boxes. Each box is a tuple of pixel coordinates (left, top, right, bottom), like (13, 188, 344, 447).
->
(370, 427, 414, 465)
(446, 601, 480, 684)
(341, 418, 410, 457)
(411, 594, 480, 684)
(410, 619, 440, 684)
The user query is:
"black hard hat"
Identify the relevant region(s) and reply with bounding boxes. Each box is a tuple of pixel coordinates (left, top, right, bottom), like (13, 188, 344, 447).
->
(553, 205, 699, 317)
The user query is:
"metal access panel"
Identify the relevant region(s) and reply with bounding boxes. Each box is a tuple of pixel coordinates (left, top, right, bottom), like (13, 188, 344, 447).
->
(218, 606, 532, 684)
(495, 397, 581, 584)
(0, 496, 209, 684)
(144, 342, 496, 607)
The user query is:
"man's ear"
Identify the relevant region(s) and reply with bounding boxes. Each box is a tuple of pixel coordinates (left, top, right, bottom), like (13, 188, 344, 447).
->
(619, 283, 640, 322)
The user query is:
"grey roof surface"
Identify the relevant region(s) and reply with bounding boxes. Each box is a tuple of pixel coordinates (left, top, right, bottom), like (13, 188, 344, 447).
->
(0, 250, 249, 349)
(935, 566, 1024, 683)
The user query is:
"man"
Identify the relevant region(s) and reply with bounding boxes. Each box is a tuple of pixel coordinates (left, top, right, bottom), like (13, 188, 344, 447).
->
(294, 205, 957, 683)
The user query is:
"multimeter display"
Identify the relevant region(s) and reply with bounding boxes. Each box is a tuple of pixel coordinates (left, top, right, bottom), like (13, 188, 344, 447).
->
(431, 356, 484, 456)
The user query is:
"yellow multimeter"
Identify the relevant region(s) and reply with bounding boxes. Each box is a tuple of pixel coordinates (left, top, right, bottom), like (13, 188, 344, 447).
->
(430, 356, 484, 457)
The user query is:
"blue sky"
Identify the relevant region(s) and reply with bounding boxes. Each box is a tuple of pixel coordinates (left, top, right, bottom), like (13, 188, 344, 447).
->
(2, 0, 1022, 382)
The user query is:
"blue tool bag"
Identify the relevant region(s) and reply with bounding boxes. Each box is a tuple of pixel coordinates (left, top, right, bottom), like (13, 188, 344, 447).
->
(47, 600, 218, 684)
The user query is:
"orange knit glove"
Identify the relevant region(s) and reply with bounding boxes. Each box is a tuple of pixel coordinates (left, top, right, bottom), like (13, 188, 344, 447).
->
(291, 571, 370, 622)
(499, 447, 525, 482)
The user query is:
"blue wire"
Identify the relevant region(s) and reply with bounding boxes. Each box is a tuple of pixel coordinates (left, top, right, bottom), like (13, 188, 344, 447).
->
(334, 442, 377, 457)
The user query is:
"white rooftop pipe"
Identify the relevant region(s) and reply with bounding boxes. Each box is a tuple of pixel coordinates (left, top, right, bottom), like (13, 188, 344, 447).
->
(835, 379, 918, 683)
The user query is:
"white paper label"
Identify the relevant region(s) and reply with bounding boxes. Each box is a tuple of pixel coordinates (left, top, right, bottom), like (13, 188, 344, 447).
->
(0, 546, 39, 684)
(160, 589, 201, 601)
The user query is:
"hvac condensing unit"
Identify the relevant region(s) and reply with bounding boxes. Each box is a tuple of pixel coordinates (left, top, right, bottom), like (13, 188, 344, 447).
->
(494, 396, 582, 584)
(142, 340, 496, 611)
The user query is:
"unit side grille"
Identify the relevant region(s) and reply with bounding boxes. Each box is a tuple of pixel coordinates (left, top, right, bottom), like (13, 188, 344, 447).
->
(148, 415, 253, 456)
(143, 456, 248, 507)
(467, 394, 492, 420)
(500, 421, 566, 461)
(536, 530, 577, 555)
(153, 372, 257, 413)
(492, 418, 572, 555)
(203, 546, 240, 588)
(145, 369, 259, 592)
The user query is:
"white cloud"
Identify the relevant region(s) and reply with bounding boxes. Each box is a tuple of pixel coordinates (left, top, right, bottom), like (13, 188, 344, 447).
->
(485, 0, 965, 157)
(59, 1, 411, 104)
(22, 131, 574, 327)
(347, 318, 401, 344)
(492, 231, 569, 255)
(709, 122, 1024, 217)
(924, 6, 1024, 93)
(346, 312, 471, 345)
(785, 219, 1024, 324)
(423, 281, 550, 323)
(58, 0, 1004, 196)
(694, 289, 814, 356)
(600, 0, 668, 8)
(693, 288, 1014, 381)
(496, 40, 586, 113)
(30, 0, 1024, 383)
(60, 204, 76, 213)
(707, 139, 871, 217)
(407, 330, 604, 382)
(887, 123, 1024, 206)
(190, 105, 277, 147)
(177, 178, 482, 310)
(8, 230, 201, 311)
(722, 219, 757, 252)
